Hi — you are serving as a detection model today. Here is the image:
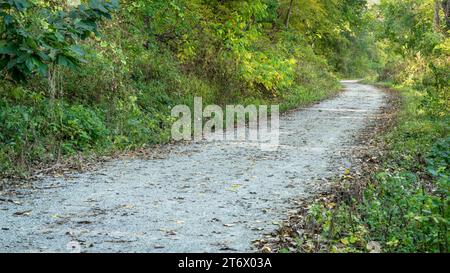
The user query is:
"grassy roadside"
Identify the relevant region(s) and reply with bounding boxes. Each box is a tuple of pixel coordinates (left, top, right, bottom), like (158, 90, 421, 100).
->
(0, 78, 340, 183)
(257, 84, 449, 253)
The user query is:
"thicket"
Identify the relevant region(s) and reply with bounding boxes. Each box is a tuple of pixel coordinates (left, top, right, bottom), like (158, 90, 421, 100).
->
(0, 0, 374, 177)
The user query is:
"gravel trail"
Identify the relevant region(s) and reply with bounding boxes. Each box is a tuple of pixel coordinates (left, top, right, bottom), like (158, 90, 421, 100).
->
(0, 81, 386, 253)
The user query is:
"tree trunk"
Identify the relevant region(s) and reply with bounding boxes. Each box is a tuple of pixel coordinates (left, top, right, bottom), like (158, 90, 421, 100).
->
(285, 0, 294, 28)
(443, 0, 450, 29)
(434, 0, 441, 30)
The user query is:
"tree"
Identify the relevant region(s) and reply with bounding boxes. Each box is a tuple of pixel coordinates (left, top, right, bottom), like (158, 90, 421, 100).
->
(442, 0, 450, 29)
(284, 0, 294, 28)
(435, 0, 441, 29)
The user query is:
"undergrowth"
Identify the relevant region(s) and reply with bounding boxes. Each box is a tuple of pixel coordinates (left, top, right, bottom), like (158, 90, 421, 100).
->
(296, 86, 449, 253)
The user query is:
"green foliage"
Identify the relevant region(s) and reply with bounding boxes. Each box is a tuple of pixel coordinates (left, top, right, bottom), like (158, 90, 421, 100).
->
(362, 169, 448, 252)
(0, 91, 111, 175)
(293, 0, 449, 252)
(376, 0, 439, 56)
(0, 0, 118, 81)
(59, 104, 110, 154)
(302, 85, 449, 253)
(375, 0, 449, 105)
(123, 0, 351, 98)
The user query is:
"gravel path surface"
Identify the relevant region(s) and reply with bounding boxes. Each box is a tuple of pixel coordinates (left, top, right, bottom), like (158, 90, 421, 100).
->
(0, 81, 386, 253)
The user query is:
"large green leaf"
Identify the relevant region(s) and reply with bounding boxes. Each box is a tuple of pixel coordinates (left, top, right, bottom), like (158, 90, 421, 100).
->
(0, 41, 16, 55)
(0, 0, 116, 81)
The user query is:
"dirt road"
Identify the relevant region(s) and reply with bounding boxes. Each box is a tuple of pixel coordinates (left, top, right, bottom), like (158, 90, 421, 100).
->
(0, 81, 386, 252)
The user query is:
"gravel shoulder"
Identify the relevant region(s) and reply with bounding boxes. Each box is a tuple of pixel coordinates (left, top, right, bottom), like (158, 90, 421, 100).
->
(0, 81, 387, 253)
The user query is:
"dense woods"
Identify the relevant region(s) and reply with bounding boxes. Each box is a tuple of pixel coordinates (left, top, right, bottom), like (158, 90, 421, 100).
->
(0, 0, 378, 175)
(0, 0, 448, 252)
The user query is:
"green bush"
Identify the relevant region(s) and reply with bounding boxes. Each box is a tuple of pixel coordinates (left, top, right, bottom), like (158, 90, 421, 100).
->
(59, 104, 110, 154)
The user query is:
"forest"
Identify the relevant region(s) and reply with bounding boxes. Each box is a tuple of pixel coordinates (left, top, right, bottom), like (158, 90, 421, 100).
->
(0, 0, 449, 253)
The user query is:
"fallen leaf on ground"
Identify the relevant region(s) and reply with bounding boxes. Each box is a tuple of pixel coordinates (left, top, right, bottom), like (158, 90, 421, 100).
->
(367, 241, 382, 253)
(261, 245, 272, 253)
(14, 210, 32, 216)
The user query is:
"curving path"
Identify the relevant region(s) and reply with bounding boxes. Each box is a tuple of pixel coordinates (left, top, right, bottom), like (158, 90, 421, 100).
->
(0, 81, 386, 252)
